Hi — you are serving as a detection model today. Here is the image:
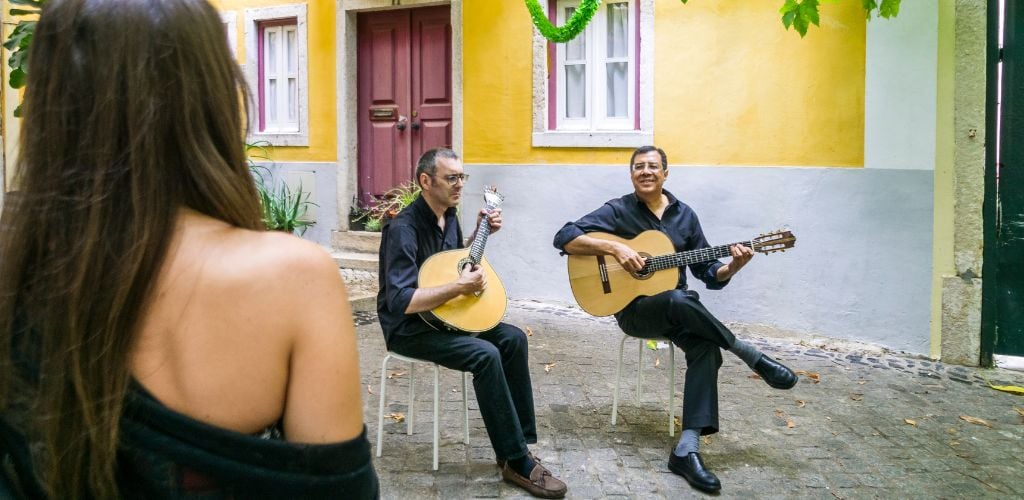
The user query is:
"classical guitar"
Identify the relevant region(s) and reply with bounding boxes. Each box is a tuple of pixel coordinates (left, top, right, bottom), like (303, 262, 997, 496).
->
(567, 229, 796, 316)
(417, 186, 508, 332)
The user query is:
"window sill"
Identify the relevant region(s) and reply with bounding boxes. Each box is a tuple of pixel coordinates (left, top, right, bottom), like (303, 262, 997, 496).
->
(531, 130, 654, 148)
(248, 132, 309, 147)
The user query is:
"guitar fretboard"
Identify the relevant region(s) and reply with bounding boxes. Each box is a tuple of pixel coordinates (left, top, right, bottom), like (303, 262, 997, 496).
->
(467, 200, 500, 264)
(643, 240, 754, 273)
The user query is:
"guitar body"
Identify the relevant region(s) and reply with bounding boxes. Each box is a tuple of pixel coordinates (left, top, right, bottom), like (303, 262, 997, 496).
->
(418, 248, 508, 332)
(567, 231, 680, 317)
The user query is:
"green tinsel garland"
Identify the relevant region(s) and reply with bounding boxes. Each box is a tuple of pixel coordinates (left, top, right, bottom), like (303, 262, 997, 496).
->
(525, 0, 601, 43)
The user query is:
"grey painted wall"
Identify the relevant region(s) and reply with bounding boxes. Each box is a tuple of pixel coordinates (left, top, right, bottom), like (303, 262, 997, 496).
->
(251, 161, 338, 247)
(462, 164, 934, 355)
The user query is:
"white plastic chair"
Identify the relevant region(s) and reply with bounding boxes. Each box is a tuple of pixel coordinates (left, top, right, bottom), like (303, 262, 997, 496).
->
(375, 352, 470, 470)
(611, 335, 677, 436)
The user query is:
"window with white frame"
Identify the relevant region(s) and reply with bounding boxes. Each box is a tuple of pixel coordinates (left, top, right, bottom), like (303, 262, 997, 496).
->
(260, 20, 299, 133)
(556, 0, 634, 130)
(244, 4, 308, 146)
(533, 0, 652, 148)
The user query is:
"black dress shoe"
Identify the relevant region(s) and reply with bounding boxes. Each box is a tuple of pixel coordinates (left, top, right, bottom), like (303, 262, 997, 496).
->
(668, 451, 721, 493)
(753, 355, 798, 389)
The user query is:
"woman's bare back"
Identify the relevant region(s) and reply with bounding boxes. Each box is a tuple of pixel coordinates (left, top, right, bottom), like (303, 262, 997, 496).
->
(131, 209, 364, 442)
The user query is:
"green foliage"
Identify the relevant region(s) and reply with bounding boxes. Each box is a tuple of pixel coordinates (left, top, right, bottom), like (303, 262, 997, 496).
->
(247, 142, 318, 236)
(352, 181, 422, 232)
(3, 0, 46, 117)
(525, 0, 601, 43)
(682, 0, 900, 38)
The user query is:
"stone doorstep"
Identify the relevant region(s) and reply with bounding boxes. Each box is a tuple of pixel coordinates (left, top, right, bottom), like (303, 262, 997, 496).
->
(332, 230, 382, 254)
(349, 293, 377, 312)
(332, 251, 378, 271)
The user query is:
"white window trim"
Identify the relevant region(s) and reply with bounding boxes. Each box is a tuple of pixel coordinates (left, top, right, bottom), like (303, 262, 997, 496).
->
(220, 11, 238, 57)
(244, 4, 309, 147)
(532, 0, 654, 148)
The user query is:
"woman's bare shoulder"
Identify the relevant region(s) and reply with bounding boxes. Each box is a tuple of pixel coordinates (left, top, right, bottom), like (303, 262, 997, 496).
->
(213, 229, 343, 296)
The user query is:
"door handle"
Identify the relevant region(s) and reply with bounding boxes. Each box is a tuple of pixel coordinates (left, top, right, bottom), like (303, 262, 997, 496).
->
(396, 115, 408, 131)
(411, 120, 421, 131)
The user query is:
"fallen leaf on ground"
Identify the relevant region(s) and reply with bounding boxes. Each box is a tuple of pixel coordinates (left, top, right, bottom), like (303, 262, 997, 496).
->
(703, 436, 712, 445)
(857, 380, 867, 385)
(774, 409, 784, 418)
(795, 370, 821, 383)
(748, 374, 763, 380)
(367, 384, 374, 395)
(387, 412, 405, 423)
(959, 415, 993, 428)
(526, 326, 534, 337)
(544, 362, 556, 373)
(1015, 407, 1024, 417)
(673, 416, 681, 428)
(979, 374, 1024, 395)
(387, 370, 407, 379)
(646, 340, 658, 350)
(654, 358, 661, 368)
(786, 419, 795, 429)
(849, 393, 864, 401)
(904, 418, 918, 427)
(795, 400, 806, 408)
(949, 440, 960, 446)
(989, 383, 1024, 395)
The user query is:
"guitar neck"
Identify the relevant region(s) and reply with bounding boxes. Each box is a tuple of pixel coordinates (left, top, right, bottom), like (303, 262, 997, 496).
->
(466, 213, 491, 264)
(644, 240, 753, 272)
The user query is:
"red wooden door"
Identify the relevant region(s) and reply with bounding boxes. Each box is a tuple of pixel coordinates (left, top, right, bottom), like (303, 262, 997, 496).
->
(357, 6, 452, 203)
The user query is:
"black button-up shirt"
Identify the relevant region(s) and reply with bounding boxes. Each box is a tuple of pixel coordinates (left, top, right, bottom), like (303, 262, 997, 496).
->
(377, 195, 463, 344)
(552, 190, 729, 292)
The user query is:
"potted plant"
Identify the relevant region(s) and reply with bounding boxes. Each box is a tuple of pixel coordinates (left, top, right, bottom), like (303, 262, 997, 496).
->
(351, 181, 421, 232)
(247, 142, 317, 236)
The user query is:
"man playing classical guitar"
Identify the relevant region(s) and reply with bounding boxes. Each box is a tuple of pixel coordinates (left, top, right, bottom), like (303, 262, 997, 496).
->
(378, 148, 567, 498)
(552, 146, 798, 494)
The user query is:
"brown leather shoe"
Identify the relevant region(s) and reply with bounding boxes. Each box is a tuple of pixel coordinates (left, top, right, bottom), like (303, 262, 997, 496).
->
(501, 461, 567, 499)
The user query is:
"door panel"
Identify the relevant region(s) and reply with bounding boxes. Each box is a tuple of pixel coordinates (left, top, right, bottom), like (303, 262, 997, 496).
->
(357, 6, 451, 203)
(357, 11, 411, 202)
(410, 6, 453, 170)
(986, 0, 1024, 357)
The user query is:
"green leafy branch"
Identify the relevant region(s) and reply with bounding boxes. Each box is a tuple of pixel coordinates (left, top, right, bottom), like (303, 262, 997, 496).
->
(3, 0, 46, 117)
(682, 0, 901, 38)
(525, 0, 601, 43)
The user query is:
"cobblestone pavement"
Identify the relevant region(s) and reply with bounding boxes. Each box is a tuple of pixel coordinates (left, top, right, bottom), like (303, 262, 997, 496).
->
(354, 300, 1024, 499)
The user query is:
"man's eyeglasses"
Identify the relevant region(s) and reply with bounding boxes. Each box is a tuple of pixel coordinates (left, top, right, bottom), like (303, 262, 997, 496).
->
(632, 162, 664, 172)
(431, 173, 470, 186)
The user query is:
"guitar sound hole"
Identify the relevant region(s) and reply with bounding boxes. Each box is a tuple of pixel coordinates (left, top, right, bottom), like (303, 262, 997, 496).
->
(631, 253, 654, 280)
(456, 258, 474, 273)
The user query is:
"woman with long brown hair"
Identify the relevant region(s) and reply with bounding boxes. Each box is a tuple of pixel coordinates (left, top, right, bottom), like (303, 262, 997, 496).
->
(0, 0, 376, 498)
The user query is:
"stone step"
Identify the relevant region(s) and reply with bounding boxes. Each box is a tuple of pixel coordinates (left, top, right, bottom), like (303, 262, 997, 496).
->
(333, 230, 382, 254)
(332, 251, 378, 271)
(340, 269, 378, 313)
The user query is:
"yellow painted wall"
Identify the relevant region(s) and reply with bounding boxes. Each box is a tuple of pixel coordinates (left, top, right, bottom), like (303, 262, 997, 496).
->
(213, 0, 337, 163)
(463, 0, 865, 167)
(930, 0, 957, 359)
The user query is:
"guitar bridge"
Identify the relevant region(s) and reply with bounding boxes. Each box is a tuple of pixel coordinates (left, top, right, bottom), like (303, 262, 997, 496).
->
(597, 255, 612, 294)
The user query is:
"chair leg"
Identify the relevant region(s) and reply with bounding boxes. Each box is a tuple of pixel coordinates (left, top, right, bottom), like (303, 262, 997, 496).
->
(432, 364, 440, 471)
(462, 372, 470, 445)
(376, 354, 392, 458)
(407, 363, 415, 435)
(612, 334, 629, 427)
(669, 345, 676, 437)
(636, 338, 644, 402)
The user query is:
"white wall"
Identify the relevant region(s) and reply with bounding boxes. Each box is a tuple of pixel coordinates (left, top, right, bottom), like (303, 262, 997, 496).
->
(464, 165, 934, 355)
(864, 1, 939, 170)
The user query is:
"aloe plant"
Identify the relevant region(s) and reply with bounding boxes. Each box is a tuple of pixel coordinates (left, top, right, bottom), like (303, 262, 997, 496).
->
(246, 141, 317, 235)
